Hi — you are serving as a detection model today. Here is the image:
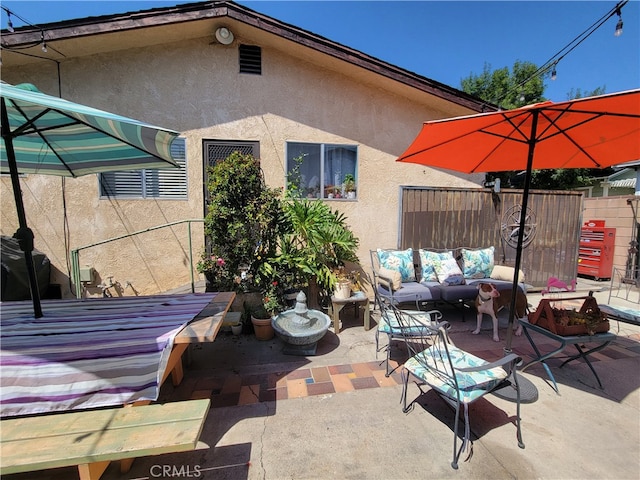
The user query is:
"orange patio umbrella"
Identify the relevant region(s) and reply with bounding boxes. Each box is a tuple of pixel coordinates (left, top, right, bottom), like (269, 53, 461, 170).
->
(397, 88, 640, 351)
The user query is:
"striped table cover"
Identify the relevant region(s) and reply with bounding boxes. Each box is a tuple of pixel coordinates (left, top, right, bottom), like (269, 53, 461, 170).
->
(0, 293, 216, 418)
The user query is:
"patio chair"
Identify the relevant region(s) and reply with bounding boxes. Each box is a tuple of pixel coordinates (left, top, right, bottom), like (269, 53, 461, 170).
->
(393, 305, 525, 469)
(375, 293, 444, 376)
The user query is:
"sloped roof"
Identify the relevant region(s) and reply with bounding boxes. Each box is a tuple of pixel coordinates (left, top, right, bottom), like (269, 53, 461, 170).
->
(0, 1, 492, 113)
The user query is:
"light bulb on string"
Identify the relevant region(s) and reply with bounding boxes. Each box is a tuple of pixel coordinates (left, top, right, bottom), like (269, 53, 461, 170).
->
(614, 7, 623, 36)
(551, 65, 557, 81)
(7, 12, 14, 32)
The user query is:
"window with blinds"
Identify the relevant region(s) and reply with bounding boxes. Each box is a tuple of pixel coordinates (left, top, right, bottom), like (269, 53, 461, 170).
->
(99, 138, 187, 199)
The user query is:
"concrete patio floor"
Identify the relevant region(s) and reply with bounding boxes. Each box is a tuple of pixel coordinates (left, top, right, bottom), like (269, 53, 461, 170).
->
(11, 279, 640, 480)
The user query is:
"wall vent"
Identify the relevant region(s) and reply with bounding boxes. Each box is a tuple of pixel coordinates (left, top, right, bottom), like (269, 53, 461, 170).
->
(239, 45, 262, 75)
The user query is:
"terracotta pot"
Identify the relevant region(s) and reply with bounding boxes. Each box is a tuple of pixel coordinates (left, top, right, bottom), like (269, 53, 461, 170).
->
(251, 315, 275, 341)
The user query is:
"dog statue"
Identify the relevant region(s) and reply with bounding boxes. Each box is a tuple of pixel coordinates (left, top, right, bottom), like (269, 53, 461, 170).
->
(473, 282, 527, 342)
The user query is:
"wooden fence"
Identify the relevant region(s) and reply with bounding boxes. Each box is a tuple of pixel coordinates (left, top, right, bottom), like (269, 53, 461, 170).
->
(399, 187, 584, 288)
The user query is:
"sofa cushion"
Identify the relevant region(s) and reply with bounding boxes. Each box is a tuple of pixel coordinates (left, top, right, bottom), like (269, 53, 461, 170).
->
(379, 267, 402, 290)
(490, 264, 525, 283)
(434, 256, 466, 286)
(377, 248, 416, 282)
(461, 247, 495, 279)
(419, 249, 453, 282)
(377, 281, 440, 304)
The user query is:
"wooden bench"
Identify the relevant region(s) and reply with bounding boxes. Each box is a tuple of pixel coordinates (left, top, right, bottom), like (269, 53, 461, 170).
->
(0, 399, 210, 480)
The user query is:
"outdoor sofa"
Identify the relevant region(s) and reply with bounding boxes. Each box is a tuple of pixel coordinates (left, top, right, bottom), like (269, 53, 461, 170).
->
(370, 247, 527, 311)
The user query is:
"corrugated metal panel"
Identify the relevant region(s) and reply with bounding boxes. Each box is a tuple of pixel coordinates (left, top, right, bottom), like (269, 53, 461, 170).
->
(399, 187, 583, 288)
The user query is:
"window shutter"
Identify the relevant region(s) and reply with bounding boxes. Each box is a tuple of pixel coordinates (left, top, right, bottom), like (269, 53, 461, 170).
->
(100, 170, 144, 197)
(147, 139, 187, 198)
(99, 137, 187, 199)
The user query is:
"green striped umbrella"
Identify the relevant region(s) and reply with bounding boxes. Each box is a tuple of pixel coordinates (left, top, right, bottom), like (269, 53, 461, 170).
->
(1, 82, 180, 317)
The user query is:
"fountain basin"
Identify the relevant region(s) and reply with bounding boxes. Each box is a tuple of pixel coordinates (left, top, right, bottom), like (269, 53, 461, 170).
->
(272, 292, 331, 355)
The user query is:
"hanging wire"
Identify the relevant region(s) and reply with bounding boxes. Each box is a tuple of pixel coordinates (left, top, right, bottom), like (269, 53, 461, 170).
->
(493, 0, 629, 107)
(1, 6, 65, 58)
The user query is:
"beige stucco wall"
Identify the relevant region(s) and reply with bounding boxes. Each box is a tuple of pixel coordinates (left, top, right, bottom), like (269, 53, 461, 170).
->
(1, 33, 482, 298)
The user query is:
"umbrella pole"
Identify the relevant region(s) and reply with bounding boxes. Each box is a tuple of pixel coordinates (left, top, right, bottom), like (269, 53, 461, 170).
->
(504, 110, 540, 355)
(1, 98, 43, 318)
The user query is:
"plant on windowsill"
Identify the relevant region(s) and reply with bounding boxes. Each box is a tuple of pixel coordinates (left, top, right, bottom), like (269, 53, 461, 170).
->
(343, 174, 356, 199)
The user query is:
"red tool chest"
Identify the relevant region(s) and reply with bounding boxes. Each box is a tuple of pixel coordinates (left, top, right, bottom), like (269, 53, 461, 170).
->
(577, 220, 616, 280)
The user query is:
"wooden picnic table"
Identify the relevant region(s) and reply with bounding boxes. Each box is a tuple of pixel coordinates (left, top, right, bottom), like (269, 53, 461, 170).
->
(0, 291, 235, 418)
(163, 291, 235, 385)
(0, 291, 236, 480)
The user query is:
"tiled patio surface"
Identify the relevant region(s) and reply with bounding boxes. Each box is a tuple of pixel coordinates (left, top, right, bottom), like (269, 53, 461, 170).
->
(164, 330, 640, 410)
(6, 278, 639, 480)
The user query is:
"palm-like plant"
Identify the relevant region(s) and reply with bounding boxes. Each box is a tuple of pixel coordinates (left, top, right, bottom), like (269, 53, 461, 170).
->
(259, 199, 359, 297)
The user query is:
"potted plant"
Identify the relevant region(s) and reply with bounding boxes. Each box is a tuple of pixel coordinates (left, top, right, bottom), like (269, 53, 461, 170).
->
(333, 266, 352, 299)
(259, 198, 360, 309)
(343, 173, 356, 199)
(250, 281, 283, 340)
(196, 254, 233, 292)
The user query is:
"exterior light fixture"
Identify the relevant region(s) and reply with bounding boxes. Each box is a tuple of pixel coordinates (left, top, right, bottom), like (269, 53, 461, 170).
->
(614, 7, 623, 36)
(215, 27, 234, 45)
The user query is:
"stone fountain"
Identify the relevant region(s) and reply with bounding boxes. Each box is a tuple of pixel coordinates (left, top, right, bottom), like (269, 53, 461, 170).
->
(272, 291, 331, 355)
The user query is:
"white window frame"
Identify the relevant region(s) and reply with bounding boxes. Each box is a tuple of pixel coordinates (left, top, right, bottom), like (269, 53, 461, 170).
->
(286, 141, 358, 200)
(99, 137, 187, 199)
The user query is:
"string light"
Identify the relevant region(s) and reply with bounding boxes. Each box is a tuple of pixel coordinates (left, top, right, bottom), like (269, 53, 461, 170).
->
(1, 6, 64, 58)
(494, 0, 629, 107)
(614, 6, 624, 36)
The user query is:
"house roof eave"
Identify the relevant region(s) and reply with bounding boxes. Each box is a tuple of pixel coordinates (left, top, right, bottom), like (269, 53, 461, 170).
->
(0, 1, 493, 113)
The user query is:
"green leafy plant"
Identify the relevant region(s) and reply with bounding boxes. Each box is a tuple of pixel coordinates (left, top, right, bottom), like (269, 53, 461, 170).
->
(196, 254, 232, 289)
(202, 151, 287, 292)
(343, 173, 356, 193)
(259, 198, 360, 300)
(262, 280, 284, 317)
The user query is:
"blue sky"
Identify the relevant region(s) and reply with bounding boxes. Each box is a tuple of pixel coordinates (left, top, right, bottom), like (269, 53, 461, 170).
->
(2, 1, 638, 104)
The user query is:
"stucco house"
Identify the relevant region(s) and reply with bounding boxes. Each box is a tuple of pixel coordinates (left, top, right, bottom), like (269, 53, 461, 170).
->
(1, 1, 492, 299)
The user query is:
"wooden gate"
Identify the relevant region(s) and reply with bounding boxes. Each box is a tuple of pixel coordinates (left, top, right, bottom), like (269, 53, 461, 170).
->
(399, 187, 583, 289)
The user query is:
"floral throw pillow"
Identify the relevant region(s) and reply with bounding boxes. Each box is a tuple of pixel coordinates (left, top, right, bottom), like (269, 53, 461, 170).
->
(418, 249, 453, 282)
(377, 248, 416, 282)
(461, 247, 495, 279)
(434, 256, 466, 286)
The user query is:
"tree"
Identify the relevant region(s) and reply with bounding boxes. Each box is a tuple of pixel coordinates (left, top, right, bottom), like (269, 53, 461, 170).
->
(461, 63, 611, 190)
(461, 61, 544, 109)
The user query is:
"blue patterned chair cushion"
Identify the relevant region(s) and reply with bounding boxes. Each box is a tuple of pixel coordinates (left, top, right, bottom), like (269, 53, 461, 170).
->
(379, 310, 437, 335)
(461, 247, 495, 279)
(377, 248, 416, 282)
(419, 249, 454, 282)
(404, 345, 508, 403)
